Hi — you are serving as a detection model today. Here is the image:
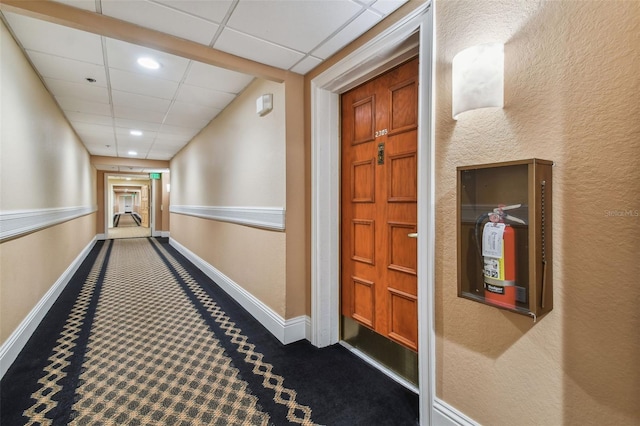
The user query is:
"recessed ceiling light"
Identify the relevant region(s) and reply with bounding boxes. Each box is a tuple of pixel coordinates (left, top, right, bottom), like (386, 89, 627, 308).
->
(130, 130, 143, 136)
(137, 57, 160, 70)
(128, 151, 138, 156)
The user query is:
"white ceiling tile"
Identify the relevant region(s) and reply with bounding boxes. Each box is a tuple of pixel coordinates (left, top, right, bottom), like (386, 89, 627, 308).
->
(215, 28, 305, 70)
(115, 126, 157, 140)
(109, 68, 179, 99)
(106, 38, 190, 82)
(154, 0, 234, 24)
(168, 101, 219, 121)
(3, 12, 104, 64)
(72, 122, 115, 136)
(227, 0, 362, 53)
(145, 151, 174, 161)
(111, 90, 171, 113)
(56, 96, 112, 115)
(53, 0, 98, 12)
(26, 51, 107, 86)
(45, 78, 110, 103)
(114, 118, 162, 132)
(185, 62, 254, 93)
(153, 132, 190, 144)
(151, 138, 189, 149)
(163, 101, 219, 128)
(175, 84, 236, 109)
(116, 135, 153, 154)
(313, 9, 382, 59)
(84, 143, 118, 156)
(117, 148, 146, 158)
(113, 104, 167, 123)
(76, 133, 116, 147)
(370, 0, 409, 16)
(158, 124, 200, 139)
(67, 111, 114, 126)
(101, 0, 219, 45)
(290, 56, 323, 75)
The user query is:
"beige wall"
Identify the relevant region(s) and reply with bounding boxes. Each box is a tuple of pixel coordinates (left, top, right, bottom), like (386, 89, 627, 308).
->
(171, 78, 292, 317)
(435, 1, 639, 425)
(172, 79, 285, 207)
(0, 215, 96, 342)
(171, 214, 287, 315)
(0, 21, 95, 210)
(0, 20, 96, 344)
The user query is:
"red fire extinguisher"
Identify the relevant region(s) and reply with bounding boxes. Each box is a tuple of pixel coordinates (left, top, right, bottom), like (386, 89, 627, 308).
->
(476, 204, 525, 309)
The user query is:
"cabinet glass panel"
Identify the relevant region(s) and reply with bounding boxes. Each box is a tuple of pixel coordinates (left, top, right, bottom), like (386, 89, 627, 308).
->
(457, 159, 553, 320)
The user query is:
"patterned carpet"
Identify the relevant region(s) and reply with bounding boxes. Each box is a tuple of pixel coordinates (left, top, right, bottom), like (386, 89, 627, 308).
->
(1, 238, 419, 425)
(107, 226, 151, 239)
(115, 213, 140, 227)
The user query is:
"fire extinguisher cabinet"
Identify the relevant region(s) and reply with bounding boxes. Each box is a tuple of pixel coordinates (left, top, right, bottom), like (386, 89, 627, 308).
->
(457, 159, 553, 320)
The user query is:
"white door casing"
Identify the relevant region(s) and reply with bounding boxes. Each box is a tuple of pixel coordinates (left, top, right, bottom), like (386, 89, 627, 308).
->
(310, 3, 435, 425)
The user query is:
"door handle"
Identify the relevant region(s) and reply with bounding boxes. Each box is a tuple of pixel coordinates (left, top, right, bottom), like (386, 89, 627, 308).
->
(407, 233, 418, 238)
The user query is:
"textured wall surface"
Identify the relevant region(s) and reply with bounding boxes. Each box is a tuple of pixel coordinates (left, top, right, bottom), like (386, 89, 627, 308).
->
(435, 1, 639, 424)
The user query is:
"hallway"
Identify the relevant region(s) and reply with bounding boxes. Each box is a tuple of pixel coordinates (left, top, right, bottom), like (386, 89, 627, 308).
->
(1, 238, 418, 425)
(2, 1, 639, 425)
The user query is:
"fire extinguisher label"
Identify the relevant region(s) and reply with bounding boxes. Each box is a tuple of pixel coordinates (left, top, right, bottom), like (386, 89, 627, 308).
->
(485, 283, 505, 295)
(482, 223, 505, 258)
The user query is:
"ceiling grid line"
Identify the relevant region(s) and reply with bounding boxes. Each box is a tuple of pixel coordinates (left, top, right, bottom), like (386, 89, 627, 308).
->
(99, 35, 119, 157)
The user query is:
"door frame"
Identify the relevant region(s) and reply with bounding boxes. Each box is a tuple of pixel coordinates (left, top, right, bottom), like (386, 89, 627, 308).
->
(310, 2, 435, 424)
(103, 173, 153, 234)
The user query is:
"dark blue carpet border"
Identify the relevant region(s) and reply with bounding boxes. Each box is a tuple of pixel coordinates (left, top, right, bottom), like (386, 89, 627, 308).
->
(153, 238, 419, 426)
(0, 240, 110, 426)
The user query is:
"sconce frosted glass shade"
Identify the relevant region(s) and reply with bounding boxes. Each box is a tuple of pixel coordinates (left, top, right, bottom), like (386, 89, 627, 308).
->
(452, 43, 504, 120)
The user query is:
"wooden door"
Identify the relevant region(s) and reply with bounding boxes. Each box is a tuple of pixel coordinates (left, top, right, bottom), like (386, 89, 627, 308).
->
(141, 185, 149, 227)
(341, 58, 419, 351)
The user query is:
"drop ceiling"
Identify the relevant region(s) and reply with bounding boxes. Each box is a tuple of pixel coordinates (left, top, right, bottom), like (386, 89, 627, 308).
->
(1, 0, 408, 167)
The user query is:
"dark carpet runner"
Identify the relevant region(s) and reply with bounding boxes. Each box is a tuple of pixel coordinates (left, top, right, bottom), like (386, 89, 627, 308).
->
(114, 213, 140, 227)
(1, 238, 418, 425)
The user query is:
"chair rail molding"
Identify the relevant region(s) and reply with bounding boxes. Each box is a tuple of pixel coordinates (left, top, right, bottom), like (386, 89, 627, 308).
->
(0, 205, 97, 242)
(170, 205, 285, 231)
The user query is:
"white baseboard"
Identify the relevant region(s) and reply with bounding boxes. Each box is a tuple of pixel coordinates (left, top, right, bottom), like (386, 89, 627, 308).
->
(433, 398, 478, 426)
(0, 237, 96, 379)
(169, 238, 308, 345)
(161, 231, 170, 238)
(97, 233, 106, 240)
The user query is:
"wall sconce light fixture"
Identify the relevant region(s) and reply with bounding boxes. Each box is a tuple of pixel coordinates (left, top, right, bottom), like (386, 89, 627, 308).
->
(256, 93, 273, 116)
(452, 43, 504, 120)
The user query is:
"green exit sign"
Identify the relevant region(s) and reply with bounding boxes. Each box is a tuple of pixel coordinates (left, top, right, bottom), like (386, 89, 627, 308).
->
(149, 173, 161, 180)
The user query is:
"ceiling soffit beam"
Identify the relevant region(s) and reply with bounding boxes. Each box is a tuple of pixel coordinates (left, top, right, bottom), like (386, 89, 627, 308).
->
(0, 0, 287, 82)
(91, 155, 169, 169)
